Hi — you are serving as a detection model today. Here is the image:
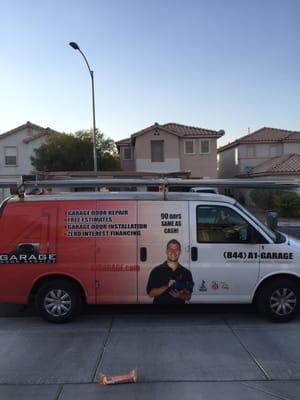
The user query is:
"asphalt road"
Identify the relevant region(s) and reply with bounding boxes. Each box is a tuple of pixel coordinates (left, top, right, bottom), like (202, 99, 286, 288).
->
(1, 303, 300, 400)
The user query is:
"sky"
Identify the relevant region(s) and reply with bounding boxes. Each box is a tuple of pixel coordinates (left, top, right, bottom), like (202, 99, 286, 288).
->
(1, 0, 299, 147)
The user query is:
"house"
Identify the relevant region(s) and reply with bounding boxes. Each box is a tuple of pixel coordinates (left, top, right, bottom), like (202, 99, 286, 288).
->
(238, 153, 300, 180)
(217, 127, 300, 178)
(0, 121, 60, 200)
(116, 122, 224, 178)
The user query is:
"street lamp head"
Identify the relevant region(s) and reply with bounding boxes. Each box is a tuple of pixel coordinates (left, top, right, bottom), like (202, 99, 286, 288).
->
(69, 42, 80, 50)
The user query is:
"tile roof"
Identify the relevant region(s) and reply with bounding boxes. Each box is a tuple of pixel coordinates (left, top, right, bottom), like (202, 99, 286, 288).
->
(131, 122, 224, 138)
(162, 123, 224, 138)
(239, 154, 300, 177)
(286, 132, 300, 141)
(218, 127, 300, 152)
(0, 121, 60, 142)
(115, 138, 132, 146)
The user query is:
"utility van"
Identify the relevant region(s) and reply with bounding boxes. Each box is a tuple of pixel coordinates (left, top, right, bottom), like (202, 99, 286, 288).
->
(0, 184, 300, 323)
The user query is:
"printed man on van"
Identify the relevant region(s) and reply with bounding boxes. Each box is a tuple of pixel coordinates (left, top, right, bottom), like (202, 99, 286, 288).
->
(146, 239, 194, 304)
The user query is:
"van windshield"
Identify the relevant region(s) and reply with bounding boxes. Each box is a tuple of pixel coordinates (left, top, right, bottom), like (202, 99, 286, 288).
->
(235, 202, 277, 242)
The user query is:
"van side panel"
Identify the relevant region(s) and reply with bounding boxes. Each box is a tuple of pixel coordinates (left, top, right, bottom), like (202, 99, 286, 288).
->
(0, 200, 96, 304)
(58, 200, 96, 303)
(0, 202, 59, 303)
(137, 201, 189, 303)
(95, 200, 138, 303)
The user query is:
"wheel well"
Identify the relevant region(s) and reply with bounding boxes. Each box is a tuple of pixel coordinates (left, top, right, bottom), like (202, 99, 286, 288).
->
(29, 275, 86, 304)
(253, 273, 300, 303)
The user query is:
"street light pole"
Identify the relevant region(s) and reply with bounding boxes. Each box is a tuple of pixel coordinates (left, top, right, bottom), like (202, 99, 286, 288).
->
(69, 42, 98, 172)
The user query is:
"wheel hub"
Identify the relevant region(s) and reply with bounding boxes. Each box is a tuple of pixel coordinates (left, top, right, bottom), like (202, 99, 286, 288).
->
(270, 288, 297, 316)
(44, 289, 72, 317)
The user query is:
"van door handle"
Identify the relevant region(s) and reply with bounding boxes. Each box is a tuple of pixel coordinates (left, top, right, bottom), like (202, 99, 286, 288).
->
(191, 247, 198, 261)
(140, 247, 147, 262)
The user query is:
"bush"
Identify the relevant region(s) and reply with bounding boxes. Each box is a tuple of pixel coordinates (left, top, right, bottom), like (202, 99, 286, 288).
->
(250, 189, 283, 210)
(273, 191, 300, 218)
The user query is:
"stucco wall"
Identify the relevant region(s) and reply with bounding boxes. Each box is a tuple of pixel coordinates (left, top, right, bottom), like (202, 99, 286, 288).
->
(239, 143, 284, 174)
(136, 158, 180, 172)
(134, 128, 179, 159)
(239, 143, 272, 158)
(180, 138, 218, 178)
(284, 143, 300, 153)
(135, 128, 180, 172)
(218, 146, 240, 178)
(0, 127, 47, 175)
(119, 147, 135, 171)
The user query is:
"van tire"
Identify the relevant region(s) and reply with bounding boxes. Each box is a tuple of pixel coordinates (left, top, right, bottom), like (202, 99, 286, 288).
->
(257, 278, 300, 322)
(35, 279, 82, 323)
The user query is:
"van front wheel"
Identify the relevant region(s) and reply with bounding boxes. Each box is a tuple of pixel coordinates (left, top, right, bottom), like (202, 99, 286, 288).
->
(257, 278, 299, 322)
(35, 280, 82, 323)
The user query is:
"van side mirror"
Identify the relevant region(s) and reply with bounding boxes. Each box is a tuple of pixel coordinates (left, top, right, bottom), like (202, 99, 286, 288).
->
(267, 211, 278, 231)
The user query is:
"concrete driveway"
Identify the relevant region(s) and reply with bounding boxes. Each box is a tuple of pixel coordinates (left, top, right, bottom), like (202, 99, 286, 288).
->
(0, 304, 300, 399)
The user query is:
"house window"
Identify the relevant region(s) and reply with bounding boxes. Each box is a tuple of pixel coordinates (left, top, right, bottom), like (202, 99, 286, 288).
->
(123, 147, 132, 160)
(247, 145, 256, 157)
(4, 147, 17, 166)
(151, 140, 164, 162)
(200, 139, 210, 154)
(270, 144, 281, 157)
(235, 148, 239, 165)
(184, 139, 195, 154)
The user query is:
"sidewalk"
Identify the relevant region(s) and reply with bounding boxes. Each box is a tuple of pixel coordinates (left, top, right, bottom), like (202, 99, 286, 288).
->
(1, 380, 300, 400)
(1, 313, 300, 399)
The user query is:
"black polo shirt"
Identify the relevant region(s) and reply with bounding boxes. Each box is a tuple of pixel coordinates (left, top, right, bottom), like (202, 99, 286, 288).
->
(146, 262, 194, 305)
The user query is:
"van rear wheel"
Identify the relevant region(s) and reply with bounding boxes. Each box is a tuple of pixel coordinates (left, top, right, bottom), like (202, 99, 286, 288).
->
(257, 278, 300, 322)
(35, 280, 82, 323)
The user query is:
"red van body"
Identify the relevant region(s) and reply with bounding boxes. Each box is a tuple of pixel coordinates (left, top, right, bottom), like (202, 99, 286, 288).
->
(0, 197, 96, 305)
(0, 194, 150, 320)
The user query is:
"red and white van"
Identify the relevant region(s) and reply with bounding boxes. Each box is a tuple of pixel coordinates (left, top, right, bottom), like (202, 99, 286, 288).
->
(0, 189, 300, 323)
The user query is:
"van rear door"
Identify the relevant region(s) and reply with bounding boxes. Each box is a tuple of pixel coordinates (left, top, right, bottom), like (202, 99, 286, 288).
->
(0, 201, 59, 303)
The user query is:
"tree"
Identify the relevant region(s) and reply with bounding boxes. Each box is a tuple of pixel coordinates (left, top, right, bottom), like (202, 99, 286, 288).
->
(31, 129, 120, 172)
(273, 191, 300, 218)
(250, 189, 281, 210)
(74, 129, 120, 171)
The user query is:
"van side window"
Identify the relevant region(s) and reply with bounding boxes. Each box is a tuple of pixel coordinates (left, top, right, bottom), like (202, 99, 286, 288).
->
(196, 205, 265, 244)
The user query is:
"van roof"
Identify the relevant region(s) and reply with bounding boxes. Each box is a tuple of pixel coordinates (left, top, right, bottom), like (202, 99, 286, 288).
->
(8, 192, 236, 204)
